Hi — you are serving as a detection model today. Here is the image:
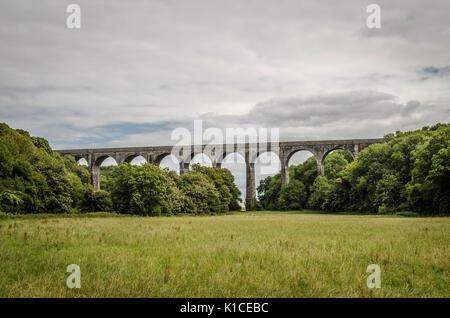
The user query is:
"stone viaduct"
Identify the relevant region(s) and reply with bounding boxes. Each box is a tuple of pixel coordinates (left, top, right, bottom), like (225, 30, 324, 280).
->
(55, 138, 385, 210)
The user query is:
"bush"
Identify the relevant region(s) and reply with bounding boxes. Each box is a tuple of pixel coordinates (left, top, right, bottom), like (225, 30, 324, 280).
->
(82, 188, 113, 212)
(254, 200, 264, 211)
(0, 190, 24, 214)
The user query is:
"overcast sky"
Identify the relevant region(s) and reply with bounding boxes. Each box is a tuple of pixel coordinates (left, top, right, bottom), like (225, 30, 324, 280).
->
(1, 0, 449, 151)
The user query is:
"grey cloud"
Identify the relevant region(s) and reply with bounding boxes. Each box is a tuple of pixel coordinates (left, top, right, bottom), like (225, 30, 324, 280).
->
(202, 90, 449, 139)
(204, 90, 399, 127)
(0, 85, 92, 99)
(0, 1, 449, 148)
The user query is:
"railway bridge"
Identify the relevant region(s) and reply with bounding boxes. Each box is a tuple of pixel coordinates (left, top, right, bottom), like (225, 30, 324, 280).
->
(56, 138, 385, 210)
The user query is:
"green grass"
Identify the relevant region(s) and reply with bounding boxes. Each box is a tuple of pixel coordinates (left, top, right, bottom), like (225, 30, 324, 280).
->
(0, 211, 448, 297)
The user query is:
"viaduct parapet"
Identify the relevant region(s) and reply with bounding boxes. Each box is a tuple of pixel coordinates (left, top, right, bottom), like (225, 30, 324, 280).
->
(55, 138, 385, 210)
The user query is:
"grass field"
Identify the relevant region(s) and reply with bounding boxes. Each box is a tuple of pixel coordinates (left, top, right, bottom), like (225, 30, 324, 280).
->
(0, 212, 449, 298)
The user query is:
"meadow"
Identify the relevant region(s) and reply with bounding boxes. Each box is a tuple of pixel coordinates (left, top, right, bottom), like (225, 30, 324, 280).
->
(0, 212, 448, 298)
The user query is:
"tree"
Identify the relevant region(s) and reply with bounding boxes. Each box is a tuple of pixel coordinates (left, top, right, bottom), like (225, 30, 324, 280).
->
(308, 176, 332, 210)
(324, 123, 450, 214)
(164, 170, 196, 215)
(108, 163, 167, 215)
(257, 174, 281, 210)
(0, 123, 94, 214)
(63, 155, 90, 184)
(278, 179, 307, 210)
(191, 164, 242, 211)
(180, 172, 221, 213)
(290, 156, 318, 194)
(323, 150, 352, 180)
(82, 188, 113, 212)
(257, 150, 352, 211)
(375, 174, 405, 213)
(407, 126, 450, 214)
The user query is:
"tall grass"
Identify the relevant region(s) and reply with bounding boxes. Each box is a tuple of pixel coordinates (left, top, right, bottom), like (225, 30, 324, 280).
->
(0, 212, 448, 297)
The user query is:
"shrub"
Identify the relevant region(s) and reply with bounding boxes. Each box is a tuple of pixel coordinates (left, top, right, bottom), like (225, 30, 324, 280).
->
(0, 190, 24, 214)
(82, 188, 113, 212)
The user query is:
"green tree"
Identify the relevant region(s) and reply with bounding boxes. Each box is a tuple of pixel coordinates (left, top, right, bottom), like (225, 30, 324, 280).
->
(163, 170, 195, 214)
(108, 163, 167, 215)
(257, 174, 282, 210)
(323, 150, 352, 180)
(375, 174, 405, 213)
(308, 175, 332, 210)
(63, 155, 90, 184)
(82, 188, 113, 212)
(323, 123, 449, 214)
(278, 179, 307, 210)
(180, 172, 221, 213)
(191, 164, 242, 211)
(0, 123, 95, 214)
(290, 156, 318, 194)
(407, 126, 450, 214)
(257, 151, 352, 211)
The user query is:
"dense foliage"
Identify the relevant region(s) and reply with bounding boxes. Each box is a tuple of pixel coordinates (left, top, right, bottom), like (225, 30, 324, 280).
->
(257, 150, 352, 211)
(190, 164, 242, 211)
(106, 163, 167, 215)
(0, 123, 242, 215)
(0, 123, 107, 214)
(257, 123, 450, 215)
(102, 163, 242, 215)
(2, 122, 448, 215)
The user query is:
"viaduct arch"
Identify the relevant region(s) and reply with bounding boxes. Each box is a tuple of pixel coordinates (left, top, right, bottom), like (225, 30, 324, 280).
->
(56, 138, 385, 210)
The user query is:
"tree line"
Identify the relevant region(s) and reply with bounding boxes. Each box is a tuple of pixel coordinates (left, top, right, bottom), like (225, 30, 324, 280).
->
(0, 123, 241, 215)
(1, 122, 448, 215)
(257, 123, 449, 215)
